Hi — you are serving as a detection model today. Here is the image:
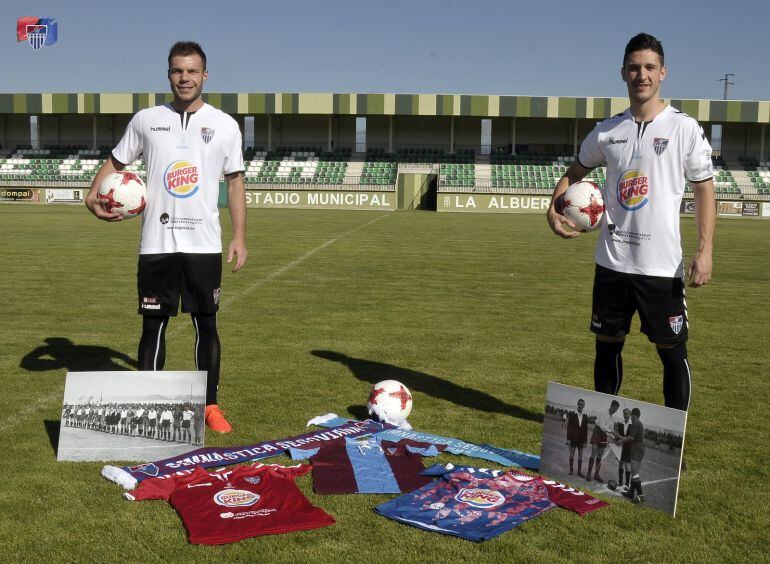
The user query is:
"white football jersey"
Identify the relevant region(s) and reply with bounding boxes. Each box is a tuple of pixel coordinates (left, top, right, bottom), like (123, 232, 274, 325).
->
(579, 105, 713, 277)
(113, 103, 244, 254)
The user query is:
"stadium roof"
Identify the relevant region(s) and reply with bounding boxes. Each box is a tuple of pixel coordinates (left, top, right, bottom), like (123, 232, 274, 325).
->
(1, 93, 768, 123)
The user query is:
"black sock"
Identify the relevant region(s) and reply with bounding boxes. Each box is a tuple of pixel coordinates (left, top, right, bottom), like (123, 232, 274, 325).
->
(192, 313, 221, 405)
(138, 315, 169, 370)
(594, 340, 624, 395)
(569, 457, 574, 472)
(618, 466, 623, 483)
(625, 470, 631, 486)
(587, 457, 595, 478)
(657, 343, 691, 411)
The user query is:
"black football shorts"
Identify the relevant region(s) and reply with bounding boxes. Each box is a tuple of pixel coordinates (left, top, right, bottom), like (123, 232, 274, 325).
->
(137, 253, 222, 316)
(591, 264, 688, 345)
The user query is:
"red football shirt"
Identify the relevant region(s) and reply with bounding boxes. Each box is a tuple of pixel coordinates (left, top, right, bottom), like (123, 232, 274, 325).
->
(124, 463, 335, 545)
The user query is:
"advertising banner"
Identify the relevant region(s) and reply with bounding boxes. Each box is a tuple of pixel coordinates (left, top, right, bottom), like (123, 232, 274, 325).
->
(46, 188, 83, 204)
(0, 188, 41, 202)
(438, 193, 552, 213)
(680, 200, 696, 215)
(717, 201, 743, 216)
(245, 190, 395, 210)
(741, 202, 759, 217)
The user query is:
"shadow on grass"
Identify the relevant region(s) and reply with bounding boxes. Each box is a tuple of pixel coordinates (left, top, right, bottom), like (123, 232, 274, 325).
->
(44, 419, 60, 455)
(312, 350, 542, 424)
(20, 337, 137, 373)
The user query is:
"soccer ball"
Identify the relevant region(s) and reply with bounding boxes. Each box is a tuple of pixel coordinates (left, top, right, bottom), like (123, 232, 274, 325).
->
(97, 171, 146, 219)
(555, 181, 604, 232)
(367, 380, 413, 426)
(607, 479, 619, 491)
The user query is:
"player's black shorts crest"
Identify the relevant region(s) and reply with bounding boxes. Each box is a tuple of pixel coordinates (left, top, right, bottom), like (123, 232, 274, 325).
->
(137, 253, 222, 316)
(590, 264, 688, 344)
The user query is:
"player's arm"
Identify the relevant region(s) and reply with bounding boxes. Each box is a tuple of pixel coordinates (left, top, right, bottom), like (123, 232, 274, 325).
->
(85, 155, 126, 221)
(225, 171, 248, 272)
(688, 178, 715, 287)
(546, 161, 592, 238)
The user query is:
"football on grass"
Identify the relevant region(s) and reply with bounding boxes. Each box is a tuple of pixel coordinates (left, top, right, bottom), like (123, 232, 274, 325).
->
(556, 181, 604, 232)
(367, 380, 413, 425)
(608, 479, 619, 491)
(97, 171, 146, 219)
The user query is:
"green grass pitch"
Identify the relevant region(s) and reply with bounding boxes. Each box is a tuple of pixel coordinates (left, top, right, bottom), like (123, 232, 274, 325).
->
(0, 205, 768, 562)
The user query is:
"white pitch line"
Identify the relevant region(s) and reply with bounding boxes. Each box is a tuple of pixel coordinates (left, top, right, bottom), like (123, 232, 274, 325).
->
(164, 213, 389, 338)
(0, 214, 390, 431)
(0, 390, 61, 434)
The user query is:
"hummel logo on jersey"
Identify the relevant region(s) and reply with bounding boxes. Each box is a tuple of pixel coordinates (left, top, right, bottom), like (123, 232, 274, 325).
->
(653, 137, 669, 156)
(151, 126, 171, 132)
(607, 137, 628, 144)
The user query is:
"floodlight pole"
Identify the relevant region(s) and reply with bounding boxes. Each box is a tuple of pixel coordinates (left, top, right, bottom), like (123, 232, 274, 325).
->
(718, 74, 735, 100)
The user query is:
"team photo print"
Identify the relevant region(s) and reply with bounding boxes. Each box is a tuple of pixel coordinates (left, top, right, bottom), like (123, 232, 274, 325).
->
(58, 371, 206, 462)
(539, 382, 687, 516)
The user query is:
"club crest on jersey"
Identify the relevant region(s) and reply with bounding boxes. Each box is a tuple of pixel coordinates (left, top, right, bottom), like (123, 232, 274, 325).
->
(653, 137, 669, 156)
(163, 160, 200, 198)
(669, 315, 684, 334)
(617, 170, 649, 211)
(244, 476, 261, 485)
(201, 127, 215, 144)
(213, 489, 261, 507)
(128, 463, 160, 477)
(455, 488, 505, 509)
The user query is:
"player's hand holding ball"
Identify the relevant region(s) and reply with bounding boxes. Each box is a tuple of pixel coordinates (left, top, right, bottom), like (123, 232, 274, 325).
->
(553, 181, 605, 235)
(93, 171, 147, 221)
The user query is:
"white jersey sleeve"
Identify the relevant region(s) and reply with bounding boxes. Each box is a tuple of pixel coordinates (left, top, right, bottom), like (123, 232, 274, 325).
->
(578, 125, 605, 169)
(683, 120, 713, 182)
(223, 121, 244, 176)
(112, 113, 144, 165)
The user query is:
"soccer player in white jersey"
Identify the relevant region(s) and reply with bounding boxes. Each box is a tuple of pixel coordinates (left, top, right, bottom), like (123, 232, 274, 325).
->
(86, 42, 246, 433)
(547, 33, 716, 415)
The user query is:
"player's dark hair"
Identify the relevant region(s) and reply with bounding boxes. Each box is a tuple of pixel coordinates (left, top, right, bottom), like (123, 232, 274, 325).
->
(610, 400, 620, 408)
(623, 33, 664, 67)
(631, 407, 641, 417)
(168, 41, 207, 69)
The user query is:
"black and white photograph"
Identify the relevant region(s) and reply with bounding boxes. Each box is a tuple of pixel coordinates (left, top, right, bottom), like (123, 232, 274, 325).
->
(58, 371, 206, 462)
(540, 382, 687, 517)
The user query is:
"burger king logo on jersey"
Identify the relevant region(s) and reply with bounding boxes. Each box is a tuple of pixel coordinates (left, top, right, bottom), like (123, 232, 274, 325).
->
(455, 488, 505, 509)
(164, 160, 200, 198)
(213, 489, 261, 507)
(617, 170, 650, 211)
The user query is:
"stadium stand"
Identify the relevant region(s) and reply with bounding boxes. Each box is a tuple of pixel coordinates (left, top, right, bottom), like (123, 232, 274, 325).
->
(2, 144, 768, 202)
(0, 147, 112, 183)
(243, 148, 350, 186)
(734, 156, 770, 196)
(361, 149, 398, 186)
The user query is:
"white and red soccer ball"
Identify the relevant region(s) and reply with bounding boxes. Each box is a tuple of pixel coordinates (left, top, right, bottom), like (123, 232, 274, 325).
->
(556, 181, 605, 232)
(97, 171, 146, 219)
(367, 380, 413, 427)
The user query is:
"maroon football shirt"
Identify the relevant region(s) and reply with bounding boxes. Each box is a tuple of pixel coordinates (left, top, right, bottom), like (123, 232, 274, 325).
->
(124, 463, 335, 545)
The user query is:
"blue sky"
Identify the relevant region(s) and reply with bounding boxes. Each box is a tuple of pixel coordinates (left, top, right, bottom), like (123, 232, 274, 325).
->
(4, 0, 769, 100)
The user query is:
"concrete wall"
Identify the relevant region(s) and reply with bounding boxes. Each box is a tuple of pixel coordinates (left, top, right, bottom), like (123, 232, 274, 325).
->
(393, 116, 453, 151)
(1, 116, 31, 150)
(721, 123, 767, 159)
